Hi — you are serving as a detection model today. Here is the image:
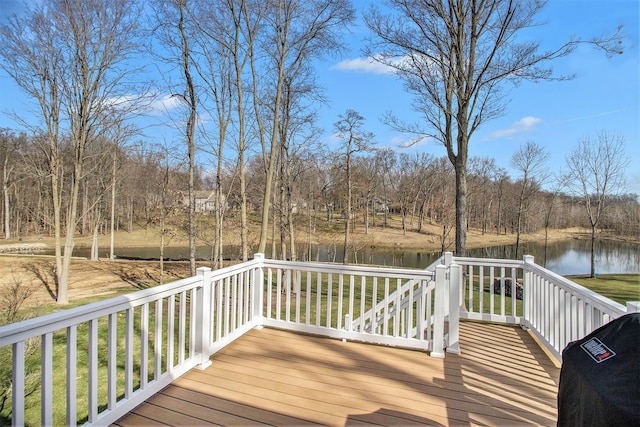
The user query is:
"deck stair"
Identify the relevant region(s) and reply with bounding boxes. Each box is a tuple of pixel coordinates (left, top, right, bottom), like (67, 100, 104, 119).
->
(350, 277, 436, 341)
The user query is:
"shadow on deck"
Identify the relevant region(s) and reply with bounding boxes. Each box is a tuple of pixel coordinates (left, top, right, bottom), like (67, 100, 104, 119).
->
(114, 321, 560, 426)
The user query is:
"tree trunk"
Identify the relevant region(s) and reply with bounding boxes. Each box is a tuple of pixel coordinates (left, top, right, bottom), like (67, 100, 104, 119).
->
(454, 157, 468, 256)
(590, 225, 597, 278)
(109, 148, 117, 260)
(364, 197, 370, 234)
(91, 216, 99, 261)
(3, 160, 10, 240)
(58, 171, 82, 305)
(178, 1, 197, 276)
(544, 224, 549, 267)
(257, 29, 286, 255)
(160, 194, 165, 285)
(343, 151, 351, 265)
(515, 189, 524, 259)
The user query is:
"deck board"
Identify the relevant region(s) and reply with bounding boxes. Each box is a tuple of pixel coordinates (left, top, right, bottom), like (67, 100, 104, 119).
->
(114, 321, 560, 426)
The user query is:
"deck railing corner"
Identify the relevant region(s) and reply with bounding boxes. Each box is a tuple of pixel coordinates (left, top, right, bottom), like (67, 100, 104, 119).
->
(627, 301, 640, 313)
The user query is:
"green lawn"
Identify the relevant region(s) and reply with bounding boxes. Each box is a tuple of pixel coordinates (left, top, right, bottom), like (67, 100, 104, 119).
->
(568, 274, 640, 306)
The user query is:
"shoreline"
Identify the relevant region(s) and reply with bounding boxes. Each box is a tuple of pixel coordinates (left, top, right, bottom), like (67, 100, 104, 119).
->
(1, 225, 637, 260)
(0, 227, 637, 310)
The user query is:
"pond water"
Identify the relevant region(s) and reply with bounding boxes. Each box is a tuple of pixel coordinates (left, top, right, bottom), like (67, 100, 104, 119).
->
(292, 239, 639, 276)
(50, 238, 639, 276)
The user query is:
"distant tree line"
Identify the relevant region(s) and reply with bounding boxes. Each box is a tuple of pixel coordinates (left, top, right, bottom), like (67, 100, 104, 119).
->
(1, 127, 637, 247)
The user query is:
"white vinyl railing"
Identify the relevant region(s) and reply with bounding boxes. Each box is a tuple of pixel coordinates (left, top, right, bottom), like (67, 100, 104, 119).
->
(0, 254, 457, 426)
(521, 258, 638, 362)
(0, 252, 637, 426)
(439, 253, 639, 362)
(0, 258, 264, 427)
(259, 257, 460, 355)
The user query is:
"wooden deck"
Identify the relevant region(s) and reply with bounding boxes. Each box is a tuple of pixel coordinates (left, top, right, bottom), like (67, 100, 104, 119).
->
(114, 322, 560, 426)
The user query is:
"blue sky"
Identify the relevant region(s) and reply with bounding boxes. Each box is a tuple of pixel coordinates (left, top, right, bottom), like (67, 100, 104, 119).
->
(1, 0, 638, 193)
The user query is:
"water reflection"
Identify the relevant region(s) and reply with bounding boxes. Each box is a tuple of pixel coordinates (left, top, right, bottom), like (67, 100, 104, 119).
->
(470, 240, 639, 275)
(299, 239, 639, 275)
(33, 238, 639, 276)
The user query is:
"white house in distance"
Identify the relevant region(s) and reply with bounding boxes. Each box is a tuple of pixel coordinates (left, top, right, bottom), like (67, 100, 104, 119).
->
(184, 190, 226, 214)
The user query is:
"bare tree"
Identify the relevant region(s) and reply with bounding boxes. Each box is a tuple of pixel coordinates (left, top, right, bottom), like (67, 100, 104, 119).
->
(255, 0, 355, 254)
(540, 176, 565, 267)
(364, 0, 623, 256)
(565, 131, 629, 277)
(354, 151, 382, 234)
(177, 0, 198, 275)
(0, 130, 25, 240)
(334, 110, 375, 264)
(0, 0, 142, 304)
(510, 141, 549, 258)
(158, 141, 185, 284)
(182, 0, 244, 267)
(376, 147, 397, 229)
(391, 153, 422, 235)
(432, 157, 456, 253)
(103, 122, 136, 260)
(192, 0, 269, 262)
(468, 157, 499, 235)
(151, 0, 202, 275)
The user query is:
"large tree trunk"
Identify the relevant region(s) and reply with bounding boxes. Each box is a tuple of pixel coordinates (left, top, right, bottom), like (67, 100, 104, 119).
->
(59, 160, 83, 304)
(515, 186, 525, 259)
(213, 172, 224, 269)
(177, 0, 197, 276)
(52, 166, 65, 304)
(343, 153, 351, 265)
(454, 156, 468, 257)
(91, 214, 100, 261)
(258, 90, 283, 254)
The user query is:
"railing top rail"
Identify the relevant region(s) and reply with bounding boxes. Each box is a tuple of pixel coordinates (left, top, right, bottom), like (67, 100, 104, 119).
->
(451, 256, 524, 268)
(0, 258, 263, 348)
(0, 274, 202, 347)
(211, 257, 262, 276)
(261, 258, 436, 280)
(524, 261, 626, 317)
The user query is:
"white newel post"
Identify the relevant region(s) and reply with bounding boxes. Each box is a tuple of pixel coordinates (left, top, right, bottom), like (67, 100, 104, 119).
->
(195, 267, 213, 370)
(443, 251, 453, 267)
(432, 264, 447, 358)
(626, 302, 640, 313)
(447, 263, 461, 354)
(522, 255, 535, 329)
(253, 253, 265, 328)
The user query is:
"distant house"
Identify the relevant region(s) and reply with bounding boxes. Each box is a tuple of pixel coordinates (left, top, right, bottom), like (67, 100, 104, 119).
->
(372, 198, 390, 213)
(184, 191, 226, 214)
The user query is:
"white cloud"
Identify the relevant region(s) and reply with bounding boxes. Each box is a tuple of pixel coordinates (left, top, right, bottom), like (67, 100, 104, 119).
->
(146, 94, 185, 116)
(488, 116, 542, 140)
(330, 56, 397, 75)
(391, 134, 433, 148)
(102, 92, 184, 116)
